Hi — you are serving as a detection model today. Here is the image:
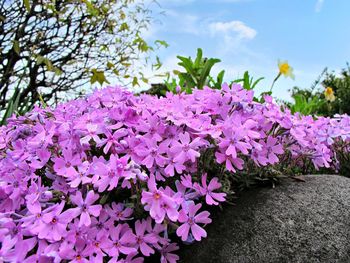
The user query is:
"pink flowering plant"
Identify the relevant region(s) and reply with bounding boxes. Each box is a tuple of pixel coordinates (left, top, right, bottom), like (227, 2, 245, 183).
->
(1, 83, 350, 262)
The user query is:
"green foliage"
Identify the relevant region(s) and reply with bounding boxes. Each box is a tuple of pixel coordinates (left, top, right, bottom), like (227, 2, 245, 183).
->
(159, 49, 264, 97)
(288, 92, 324, 115)
(287, 64, 350, 116)
(166, 48, 221, 93)
(233, 71, 264, 91)
(1, 0, 165, 124)
(322, 63, 350, 115)
(0, 88, 32, 125)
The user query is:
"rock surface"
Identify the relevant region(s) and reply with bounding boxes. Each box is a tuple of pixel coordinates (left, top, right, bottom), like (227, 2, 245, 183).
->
(179, 175, 350, 263)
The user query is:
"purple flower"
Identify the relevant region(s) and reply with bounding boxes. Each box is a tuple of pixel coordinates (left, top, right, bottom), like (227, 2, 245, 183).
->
(53, 148, 81, 178)
(105, 202, 133, 222)
(160, 242, 179, 263)
(94, 154, 125, 192)
(134, 219, 158, 256)
(106, 223, 137, 259)
(97, 126, 128, 154)
(141, 176, 179, 223)
(170, 132, 204, 163)
(135, 138, 167, 168)
(38, 202, 80, 241)
(70, 190, 102, 227)
(194, 173, 226, 205)
(80, 123, 103, 145)
(1, 83, 349, 262)
(68, 161, 92, 188)
(176, 201, 212, 242)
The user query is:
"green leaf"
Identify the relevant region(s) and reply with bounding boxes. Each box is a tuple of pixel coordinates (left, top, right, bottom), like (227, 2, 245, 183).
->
(155, 40, 169, 48)
(99, 193, 110, 205)
(251, 77, 264, 90)
(152, 56, 162, 70)
(132, 77, 139, 87)
(177, 56, 197, 85)
(177, 56, 194, 73)
(179, 73, 196, 92)
(90, 69, 110, 85)
(23, 0, 30, 12)
(36, 55, 45, 65)
(12, 89, 21, 111)
(217, 70, 225, 85)
(243, 71, 250, 90)
(107, 61, 114, 69)
(194, 48, 203, 68)
(1, 100, 14, 125)
(198, 58, 220, 89)
(53, 67, 63, 76)
(44, 58, 54, 71)
(13, 40, 20, 55)
(119, 22, 129, 31)
(1, 88, 21, 125)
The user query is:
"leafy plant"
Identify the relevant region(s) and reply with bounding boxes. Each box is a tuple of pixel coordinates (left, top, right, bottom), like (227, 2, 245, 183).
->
(287, 64, 350, 116)
(0, 88, 32, 125)
(166, 48, 221, 93)
(233, 71, 264, 91)
(288, 93, 324, 115)
(0, 0, 164, 120)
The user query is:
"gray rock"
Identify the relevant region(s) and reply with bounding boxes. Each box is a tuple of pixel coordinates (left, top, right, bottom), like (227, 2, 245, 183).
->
(179, 175, 350, 263)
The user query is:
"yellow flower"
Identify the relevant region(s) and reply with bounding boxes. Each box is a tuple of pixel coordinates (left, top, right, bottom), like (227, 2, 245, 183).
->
(278, 60, 295, 79)
(324, 87, 336, 102)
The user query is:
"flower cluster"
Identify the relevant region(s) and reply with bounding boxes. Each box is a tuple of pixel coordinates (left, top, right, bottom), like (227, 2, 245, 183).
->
(0, 83, 349, 262)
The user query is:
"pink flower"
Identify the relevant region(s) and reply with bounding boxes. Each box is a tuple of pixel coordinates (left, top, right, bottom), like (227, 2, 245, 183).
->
(105, 202, 133, 222)
(170, 132, 204, 163)
(80, 123, 103, 145)
(37, 202, 80, 241)
(215, 149, 244, 172)
(70, 190, 102, 227)
(134, 219, 158, 256)
(94, 154, 126, 192)
(135, 138, 167, 168)
(141, 176, 179, 223)
(194, 173, 226, 205)
(106, 223, 137, 259)
(176, 201, 212, 242)
(160, 242, 179, 263)
(97, 126, 128, 154)
(53, 148, 80, 178)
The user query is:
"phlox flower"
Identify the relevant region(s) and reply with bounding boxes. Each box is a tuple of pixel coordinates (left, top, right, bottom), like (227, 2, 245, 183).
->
(106, 223, 137, 260)
(98, 126, 128, 154)
(215, 149, 244, 172)
(141, 176, 179, 223)
(80, 123, 103, 145)
(176, 201, 211, 242)
(194, 173, 226, 205)
(105, 202, 133, 222)
(53, 148, 81, 178)
(135, 138, 167, 168)
(170, 132, 204, 163)
(37, 201, 80, 241)
(134, 219, 158, 256)
(70, 190, 102, 227)
(94, 154, 127, 192)
(160, 243, 179, 263)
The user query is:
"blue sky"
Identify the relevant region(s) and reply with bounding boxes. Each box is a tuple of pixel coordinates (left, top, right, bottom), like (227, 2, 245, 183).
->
(143, 0, 350, 100)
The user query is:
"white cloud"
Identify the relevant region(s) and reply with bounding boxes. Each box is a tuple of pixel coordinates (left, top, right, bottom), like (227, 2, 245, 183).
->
(209, 21, 257, 40)
(315, 0, 324, 12)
